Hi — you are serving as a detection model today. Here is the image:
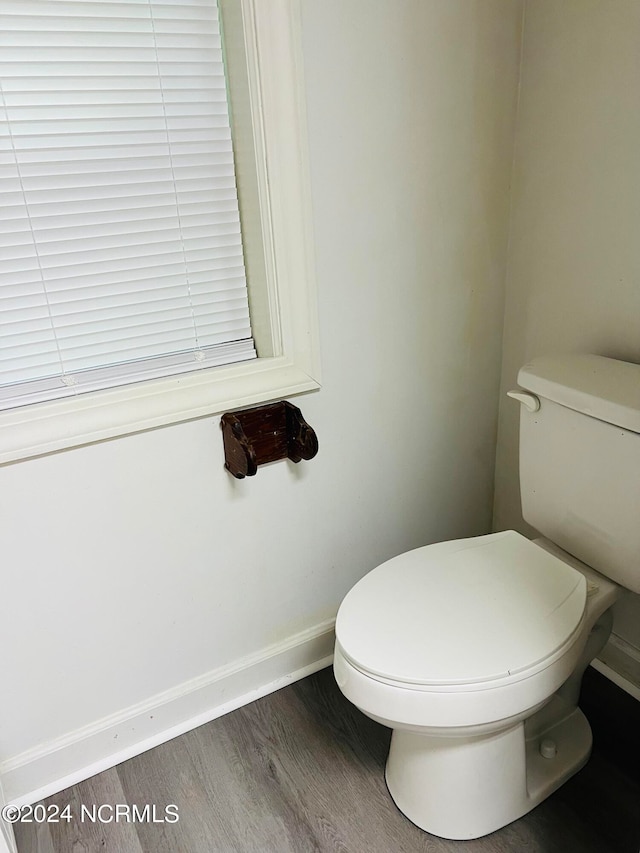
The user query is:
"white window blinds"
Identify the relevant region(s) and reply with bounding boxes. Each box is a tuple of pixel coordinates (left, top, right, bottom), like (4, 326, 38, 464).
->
(0, 0, 255, 410)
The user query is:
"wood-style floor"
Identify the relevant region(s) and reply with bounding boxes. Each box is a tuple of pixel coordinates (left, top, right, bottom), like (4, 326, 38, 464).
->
(14, 667, 640, 853)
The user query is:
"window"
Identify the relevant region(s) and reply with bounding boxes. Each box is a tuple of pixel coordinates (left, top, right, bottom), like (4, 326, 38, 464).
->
(1, 0, 257, 411)
(0, 0, 320, 464)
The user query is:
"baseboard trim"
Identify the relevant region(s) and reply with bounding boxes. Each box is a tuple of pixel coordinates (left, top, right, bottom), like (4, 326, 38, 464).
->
(0, 776, 17, 853)
(591, 632, 640, 702)
(2, 619, 335, 806)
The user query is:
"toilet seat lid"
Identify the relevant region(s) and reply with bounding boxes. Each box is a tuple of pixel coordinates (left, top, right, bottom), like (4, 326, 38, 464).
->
(335, 531, 587, 687)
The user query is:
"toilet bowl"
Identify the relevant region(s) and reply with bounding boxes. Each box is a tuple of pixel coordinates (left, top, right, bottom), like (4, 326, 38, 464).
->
(334, 530, 618, 840)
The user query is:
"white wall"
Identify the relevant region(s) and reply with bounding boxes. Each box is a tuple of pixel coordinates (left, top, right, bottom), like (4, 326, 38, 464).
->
(494, 0, 640, 657)
(0, 0, 523, 801)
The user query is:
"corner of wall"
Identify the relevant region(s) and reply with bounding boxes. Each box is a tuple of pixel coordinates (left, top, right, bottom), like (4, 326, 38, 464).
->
(491, 0, 527, 534)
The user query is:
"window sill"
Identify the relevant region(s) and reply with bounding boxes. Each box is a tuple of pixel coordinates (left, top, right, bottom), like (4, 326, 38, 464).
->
(0, 356, 320, 465)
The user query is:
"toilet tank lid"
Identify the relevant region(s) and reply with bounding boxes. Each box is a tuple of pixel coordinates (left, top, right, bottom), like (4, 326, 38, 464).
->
(518, 354, 640, 434)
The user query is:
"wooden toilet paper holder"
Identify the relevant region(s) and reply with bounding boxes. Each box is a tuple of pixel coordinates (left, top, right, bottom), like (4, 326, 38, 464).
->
(220, 401, 318, 478)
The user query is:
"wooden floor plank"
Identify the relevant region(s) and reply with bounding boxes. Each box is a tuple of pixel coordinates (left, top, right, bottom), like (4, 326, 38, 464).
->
(117, 735, 240, 853)
(12, 810, 55, 853)
(38, 768, 143, 853)
(117, 718, 310, 853)
(13, 666, 640, 853)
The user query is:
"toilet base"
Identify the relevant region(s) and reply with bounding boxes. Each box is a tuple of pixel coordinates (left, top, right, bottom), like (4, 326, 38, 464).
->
(385, 700, 592, 840)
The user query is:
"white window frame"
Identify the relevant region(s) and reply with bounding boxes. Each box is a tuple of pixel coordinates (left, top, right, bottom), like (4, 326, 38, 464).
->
(0, 0, 320, 465)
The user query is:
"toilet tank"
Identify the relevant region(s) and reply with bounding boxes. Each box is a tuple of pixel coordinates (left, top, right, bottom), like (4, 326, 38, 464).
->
(513, 354, 640, 593)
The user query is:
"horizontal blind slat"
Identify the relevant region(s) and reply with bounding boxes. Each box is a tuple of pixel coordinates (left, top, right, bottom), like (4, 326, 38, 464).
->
(32, 212, 239, 241)
(19, 155, 234, 178)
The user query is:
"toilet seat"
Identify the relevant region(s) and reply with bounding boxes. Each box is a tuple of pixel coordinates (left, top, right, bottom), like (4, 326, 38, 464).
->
(335, 531, 587, 690)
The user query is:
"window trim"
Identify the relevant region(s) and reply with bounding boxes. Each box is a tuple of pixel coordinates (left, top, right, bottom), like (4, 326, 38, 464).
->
(0, 0, 320, 465)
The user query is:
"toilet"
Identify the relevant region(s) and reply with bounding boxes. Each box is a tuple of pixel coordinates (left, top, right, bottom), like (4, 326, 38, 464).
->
(333, 354, 640, 840)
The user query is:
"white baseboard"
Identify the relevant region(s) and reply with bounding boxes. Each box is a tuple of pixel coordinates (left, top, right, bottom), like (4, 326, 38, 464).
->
(0, 776, 17, 853)
(1, 619, 335, 806)
(591, 631, 640, 702)
(0, 825, 15, 853)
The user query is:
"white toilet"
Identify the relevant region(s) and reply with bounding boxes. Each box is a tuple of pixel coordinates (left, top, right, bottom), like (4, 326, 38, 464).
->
(333, 354, 640, 840)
